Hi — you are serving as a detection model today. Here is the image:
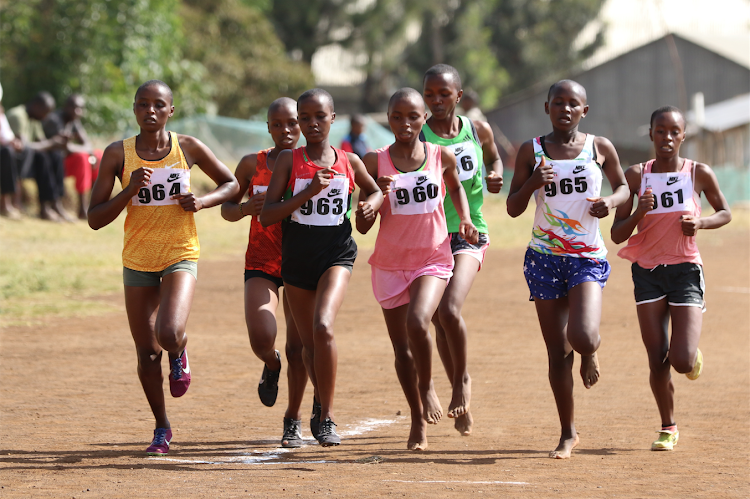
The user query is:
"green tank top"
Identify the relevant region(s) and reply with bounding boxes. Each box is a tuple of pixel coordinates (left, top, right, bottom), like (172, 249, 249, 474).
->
(421, 116, 487, 233)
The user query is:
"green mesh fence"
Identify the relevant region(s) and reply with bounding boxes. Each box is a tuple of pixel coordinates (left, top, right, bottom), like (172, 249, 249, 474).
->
(161, 114, 395, 164)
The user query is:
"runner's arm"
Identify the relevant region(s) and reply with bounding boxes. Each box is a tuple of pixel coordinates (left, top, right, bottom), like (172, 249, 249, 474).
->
(681, 163, 731, 235)
(176, 134, 239, 212)
(588, 136, 629, 218)
(474, 120, 503, 193)
(507, 140, 547, 217)
(221, 154, 257, 222)
(611, 165, 651, 244)
(354, 151, 382, 234)
(88, 141, 148, 230)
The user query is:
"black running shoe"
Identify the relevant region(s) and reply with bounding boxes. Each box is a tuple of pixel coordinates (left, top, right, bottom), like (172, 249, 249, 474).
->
(310, 398, 322, 439)
(316, 417, 340, 447)
(281, 418, 303, 448)
(258, 350, 281, 407)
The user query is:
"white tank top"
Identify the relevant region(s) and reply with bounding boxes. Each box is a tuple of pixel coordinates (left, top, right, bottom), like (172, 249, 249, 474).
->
(529, 134, 607, 260)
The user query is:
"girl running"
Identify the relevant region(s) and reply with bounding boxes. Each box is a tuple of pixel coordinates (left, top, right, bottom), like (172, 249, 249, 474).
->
(421, 64, 503, 436)
(88, 80, 239, 456)
(221, 97, 309, 448)
(612, 106, 731, 451)
(260, 89, 383, 447)
(361, 88, 477, 450)
(506, 79, 629, 459)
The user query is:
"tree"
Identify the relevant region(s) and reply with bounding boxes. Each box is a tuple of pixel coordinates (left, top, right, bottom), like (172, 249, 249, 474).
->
(0, 0, 210, 134)
(180, 0, 314, 119)
(404, 0, 606, 109)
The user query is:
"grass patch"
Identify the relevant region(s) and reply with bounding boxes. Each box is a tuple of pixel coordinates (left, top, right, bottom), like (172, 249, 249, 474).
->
(2, 190, 747, 325)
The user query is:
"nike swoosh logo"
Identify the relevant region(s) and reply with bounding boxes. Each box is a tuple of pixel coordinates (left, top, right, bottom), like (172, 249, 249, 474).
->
(164, 162, 181, 169)
(416, 176, 428, 185)
(667, 177, 679, 185)
(183, 353, 190, 374)
(573, 165, 585, 174)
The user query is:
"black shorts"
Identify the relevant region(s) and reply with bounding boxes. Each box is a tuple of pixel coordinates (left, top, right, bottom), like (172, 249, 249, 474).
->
(281, 221, 357, 291)
(632, 262, 705, 309)
(244, 269, 283, 289)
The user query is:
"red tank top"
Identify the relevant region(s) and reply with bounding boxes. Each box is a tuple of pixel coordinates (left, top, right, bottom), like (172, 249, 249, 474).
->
(287, 147, 355, 193)
(245, 149, 282, 276)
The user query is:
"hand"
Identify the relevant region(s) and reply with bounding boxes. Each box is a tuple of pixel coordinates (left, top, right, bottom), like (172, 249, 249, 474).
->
(355, 201, 375, 223)
(485, 170, 503, 193)
(308, 167, 335, 196)
(635, 187, 655, 218)
(458, 220, 479, 244)
(127, 167, 153, 195)
(244, 192, 266, 216)
(586, 196, 613, 218)
(680, 215, 701, 236)
(51, 134, 69, 147)
(377, 175, 395, 196)
(529, 156, 554, 190)
(171, 192, 204, 212)
(11, 137, 23, 152)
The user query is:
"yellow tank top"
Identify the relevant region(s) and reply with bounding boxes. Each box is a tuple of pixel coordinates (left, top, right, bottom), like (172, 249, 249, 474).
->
(122, 132, 199, 271)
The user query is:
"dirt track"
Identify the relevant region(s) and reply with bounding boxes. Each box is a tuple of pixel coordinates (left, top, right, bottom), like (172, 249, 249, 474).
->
(1, 231, 748, 498)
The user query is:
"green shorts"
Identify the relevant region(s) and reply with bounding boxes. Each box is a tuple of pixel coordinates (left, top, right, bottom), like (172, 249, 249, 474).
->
(123, 261, 198, 287)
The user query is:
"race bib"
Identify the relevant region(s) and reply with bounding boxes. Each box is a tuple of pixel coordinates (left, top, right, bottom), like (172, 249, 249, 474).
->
(541, 163, 599, 201)
(291, 176, 349, 226)
(642, 173, 692, 215)
(446, 140, 479, 182)
(389, 171, 441, 216)
(131, 168, 190, 206)
(252, 185, 268, 222)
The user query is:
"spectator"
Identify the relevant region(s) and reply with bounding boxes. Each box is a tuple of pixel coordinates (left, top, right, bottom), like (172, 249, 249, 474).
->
(6, 91, 72, 221)
(340, 114, 371, 159)
(44, 94, 103, 219)
(459, 89, 487, 122)
(0, 83, 25, 219)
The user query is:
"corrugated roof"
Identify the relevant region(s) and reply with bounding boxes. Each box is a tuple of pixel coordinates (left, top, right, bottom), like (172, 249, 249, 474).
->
(578, 0, 749, 70)
(687, 93, 750, 132)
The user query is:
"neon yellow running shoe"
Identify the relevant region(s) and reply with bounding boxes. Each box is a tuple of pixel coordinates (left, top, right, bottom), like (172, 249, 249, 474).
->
(651, 429, 679, 451)
(686, 348, 703, 380)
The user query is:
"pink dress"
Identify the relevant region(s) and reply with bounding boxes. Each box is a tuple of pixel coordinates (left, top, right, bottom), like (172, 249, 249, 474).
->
(369, 143, 453, 309)
(618, 159, 702, 268)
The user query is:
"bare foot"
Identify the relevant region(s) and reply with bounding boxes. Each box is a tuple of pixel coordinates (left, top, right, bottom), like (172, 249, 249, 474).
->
(580, 352, 600, 389)
(407, 414, 427, 450)
(420, 381, 442, 424)
(40, 204, 62, 222)
(447, 373, 471, 419)
(454, 410, 473, 436)
(549, 433, 579, 459)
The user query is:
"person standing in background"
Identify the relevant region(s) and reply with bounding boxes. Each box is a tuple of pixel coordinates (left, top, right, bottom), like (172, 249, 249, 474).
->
(341, 114, 371, 159)
(43, 94, 103, 219)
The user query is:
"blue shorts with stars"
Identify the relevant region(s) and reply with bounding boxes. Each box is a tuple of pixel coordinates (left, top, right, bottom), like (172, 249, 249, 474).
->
(523, 248, 611, 301)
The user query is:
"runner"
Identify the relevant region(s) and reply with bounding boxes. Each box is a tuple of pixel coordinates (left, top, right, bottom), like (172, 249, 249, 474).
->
(361, 87, 477, 450)
(260, 88, 383, 446)
(87, 80, 239, 456)
(221, 97, 309, 447)
(421, 64, 503, 436)
(506, 79, 629, 459)
(612, 106, 731, 451)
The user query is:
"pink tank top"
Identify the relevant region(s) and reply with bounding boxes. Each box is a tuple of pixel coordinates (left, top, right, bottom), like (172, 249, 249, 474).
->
(368, 143, 453, 271)
(618, 159, 702, 268)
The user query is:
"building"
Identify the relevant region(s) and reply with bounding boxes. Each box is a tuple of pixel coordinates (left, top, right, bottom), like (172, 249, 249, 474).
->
(486, 33, 750, 168)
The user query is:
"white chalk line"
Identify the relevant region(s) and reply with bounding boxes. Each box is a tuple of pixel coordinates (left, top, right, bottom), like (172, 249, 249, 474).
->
(151, 417, 397, 466)
(716, 286, 750, 294)
(384, 480, 529, 486)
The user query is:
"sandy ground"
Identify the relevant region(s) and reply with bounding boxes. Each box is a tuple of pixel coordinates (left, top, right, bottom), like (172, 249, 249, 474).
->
(1, 231, 748, 498)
